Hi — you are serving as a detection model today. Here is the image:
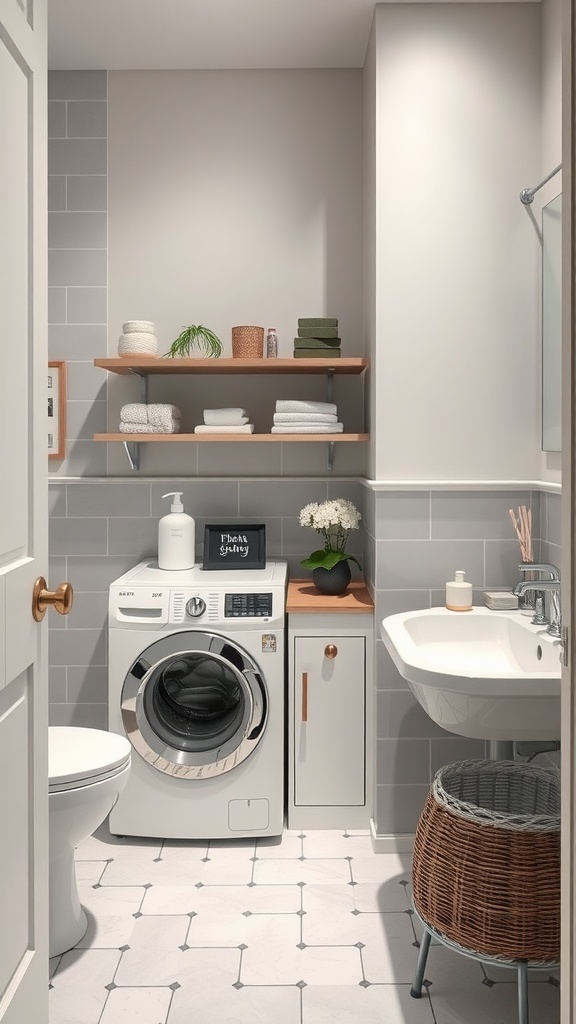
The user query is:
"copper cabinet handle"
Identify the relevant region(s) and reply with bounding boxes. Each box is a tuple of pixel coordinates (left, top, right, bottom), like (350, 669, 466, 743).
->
(32, 577, 73, 622)
(302, 672, 308, 723)
(325, 644, 338, 659)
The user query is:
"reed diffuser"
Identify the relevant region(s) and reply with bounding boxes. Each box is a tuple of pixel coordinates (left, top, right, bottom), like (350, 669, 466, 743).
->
(509, 505, 534, 611)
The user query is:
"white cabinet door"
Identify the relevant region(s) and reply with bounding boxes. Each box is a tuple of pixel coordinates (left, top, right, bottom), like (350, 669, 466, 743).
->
(294, 636, 365, 807)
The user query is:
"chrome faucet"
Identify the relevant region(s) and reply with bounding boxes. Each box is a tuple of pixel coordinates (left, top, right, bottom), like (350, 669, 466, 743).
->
(513, 578, 562, 637)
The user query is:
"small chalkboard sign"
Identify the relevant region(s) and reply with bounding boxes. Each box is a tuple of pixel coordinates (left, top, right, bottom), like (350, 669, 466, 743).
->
(203, 524, 266, 570)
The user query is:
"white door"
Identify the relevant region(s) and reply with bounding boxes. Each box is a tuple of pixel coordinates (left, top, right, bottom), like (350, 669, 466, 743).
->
(0, 1, 50, 1021)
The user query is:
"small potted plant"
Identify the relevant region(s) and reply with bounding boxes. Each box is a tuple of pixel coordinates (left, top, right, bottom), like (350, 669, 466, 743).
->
(164, 325, 223, 359)
(299, 498, 362, 595)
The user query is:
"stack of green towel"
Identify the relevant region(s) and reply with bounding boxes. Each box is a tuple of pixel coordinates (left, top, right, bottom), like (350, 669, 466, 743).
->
(294, 317, 341, 358)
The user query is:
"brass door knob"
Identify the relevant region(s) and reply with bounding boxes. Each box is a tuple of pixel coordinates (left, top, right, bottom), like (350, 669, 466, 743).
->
(32, 577, 73, 622)
(324, 644, 338, 659)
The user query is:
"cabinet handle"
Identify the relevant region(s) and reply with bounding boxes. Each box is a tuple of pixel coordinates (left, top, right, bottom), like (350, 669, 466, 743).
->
(302, 672, 308, 723)
(324, 644, 338, 659)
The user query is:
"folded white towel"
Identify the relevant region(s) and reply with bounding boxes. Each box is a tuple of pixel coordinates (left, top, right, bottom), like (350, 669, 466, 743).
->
(271, 423, 344, 434)
(203, 408, 248, 425)
(194, 424, 255, 434)
(273, 412, 338, 424)
(120, 403, 181, 428)
(120, 421, 181, 434)
(275, 400, 338, 415)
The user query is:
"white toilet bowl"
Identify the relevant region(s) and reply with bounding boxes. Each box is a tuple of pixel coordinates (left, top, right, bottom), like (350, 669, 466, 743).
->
(49, 727, 131, 957)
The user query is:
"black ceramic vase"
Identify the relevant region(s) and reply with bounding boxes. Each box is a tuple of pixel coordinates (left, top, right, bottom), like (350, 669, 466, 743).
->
(312, 560, 351, 596)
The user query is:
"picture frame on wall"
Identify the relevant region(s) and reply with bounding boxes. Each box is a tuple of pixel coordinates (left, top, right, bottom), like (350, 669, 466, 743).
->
(48, 361, 66, 460)
(203, 524, 266, 570)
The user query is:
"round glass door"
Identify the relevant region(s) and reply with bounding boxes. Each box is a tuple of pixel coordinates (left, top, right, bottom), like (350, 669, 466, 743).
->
(121, 632, 267, 779)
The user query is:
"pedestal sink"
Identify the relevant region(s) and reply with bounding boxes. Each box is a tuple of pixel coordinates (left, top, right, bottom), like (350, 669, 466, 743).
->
(380, 608, 561, 741)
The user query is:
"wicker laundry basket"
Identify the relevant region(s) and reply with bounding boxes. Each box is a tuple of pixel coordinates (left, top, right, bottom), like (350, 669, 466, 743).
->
(412, 759, 560, 963)
(232, 325, 264, 358)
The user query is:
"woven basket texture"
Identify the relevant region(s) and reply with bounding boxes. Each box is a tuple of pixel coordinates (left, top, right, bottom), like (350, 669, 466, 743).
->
(412, 759, 560, 963)
(118, 333, 158, 356)
(232, 326, 264, 358)
(122, 320, 155, 334)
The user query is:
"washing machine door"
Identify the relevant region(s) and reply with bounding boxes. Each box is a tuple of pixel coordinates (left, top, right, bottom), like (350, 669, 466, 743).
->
(120, 632, 268, 778)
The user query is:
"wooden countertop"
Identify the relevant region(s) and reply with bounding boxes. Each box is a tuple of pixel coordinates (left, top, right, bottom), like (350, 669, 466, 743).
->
(286, 579, 374, 613)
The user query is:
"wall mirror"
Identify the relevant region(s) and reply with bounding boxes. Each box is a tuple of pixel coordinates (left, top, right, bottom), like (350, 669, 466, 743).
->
(541, 192, 561, 452)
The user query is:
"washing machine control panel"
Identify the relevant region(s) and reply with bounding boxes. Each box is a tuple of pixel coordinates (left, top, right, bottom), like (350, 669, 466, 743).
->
(224, 593, 273, 618)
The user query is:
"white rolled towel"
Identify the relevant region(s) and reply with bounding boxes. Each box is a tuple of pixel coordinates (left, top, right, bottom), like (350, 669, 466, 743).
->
(275, 400, 337, 415)
(120, 403, 181, 427)
(203, 408, 249, 426)
(273, 412, 338, 424)
(194, 424, 254, 434)
(271, 423, 343, 433)
(120, 421, 180, 434)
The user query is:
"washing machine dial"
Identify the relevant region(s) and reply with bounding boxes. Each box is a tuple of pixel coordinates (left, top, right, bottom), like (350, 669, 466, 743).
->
(186, 596, 206, 618)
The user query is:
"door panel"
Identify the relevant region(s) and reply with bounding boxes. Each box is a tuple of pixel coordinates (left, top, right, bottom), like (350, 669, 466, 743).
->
(294, 635, 365, 807)
(0, 1, 48, 1021)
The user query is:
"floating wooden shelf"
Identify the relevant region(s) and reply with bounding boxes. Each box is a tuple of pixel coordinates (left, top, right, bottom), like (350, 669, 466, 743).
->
(93, 357, 368, 376)
(94, 432, 368, 443)
(93, 355, 369, 470)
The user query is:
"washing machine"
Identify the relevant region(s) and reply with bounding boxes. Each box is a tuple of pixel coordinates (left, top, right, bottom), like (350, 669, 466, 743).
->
(107, 559, 287, 839)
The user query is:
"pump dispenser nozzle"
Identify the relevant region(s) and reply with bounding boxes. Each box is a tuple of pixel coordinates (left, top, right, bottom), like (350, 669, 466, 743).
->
(162, 491, 184, 512)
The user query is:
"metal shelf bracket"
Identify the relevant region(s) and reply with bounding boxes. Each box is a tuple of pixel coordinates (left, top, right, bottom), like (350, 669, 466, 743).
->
(123, 441, 141, 471)
(326, 368, 335, 470)
(122, 370, 147, 470)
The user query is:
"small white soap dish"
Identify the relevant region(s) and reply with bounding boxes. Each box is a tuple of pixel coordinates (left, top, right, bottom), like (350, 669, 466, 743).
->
(483, 591, 519, 610)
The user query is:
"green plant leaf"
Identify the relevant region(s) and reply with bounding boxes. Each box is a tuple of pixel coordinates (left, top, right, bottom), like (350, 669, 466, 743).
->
(164, 324, 223, 359)
(300, 549, 362, 571)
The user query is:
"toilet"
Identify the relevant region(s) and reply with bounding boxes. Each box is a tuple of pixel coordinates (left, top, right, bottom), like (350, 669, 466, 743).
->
(48, 727, 131, 957)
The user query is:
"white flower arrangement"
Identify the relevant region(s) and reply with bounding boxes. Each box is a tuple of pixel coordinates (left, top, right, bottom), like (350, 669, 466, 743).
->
(299, 498, 362, 571)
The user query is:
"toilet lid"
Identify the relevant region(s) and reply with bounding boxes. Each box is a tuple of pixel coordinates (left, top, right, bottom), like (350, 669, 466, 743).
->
(49, 727, 131, 789)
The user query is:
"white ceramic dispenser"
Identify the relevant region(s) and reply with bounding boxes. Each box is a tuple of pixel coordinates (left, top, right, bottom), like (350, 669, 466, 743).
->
(445, 570, 473, 612)
(158, 492, 195, 570)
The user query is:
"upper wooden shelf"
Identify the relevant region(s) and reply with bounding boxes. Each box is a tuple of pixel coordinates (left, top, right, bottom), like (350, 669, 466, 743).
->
(93, 357, 368, 376)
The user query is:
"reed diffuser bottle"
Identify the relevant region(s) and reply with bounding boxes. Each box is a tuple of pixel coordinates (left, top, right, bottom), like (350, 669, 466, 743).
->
(509, 505, 535, 613)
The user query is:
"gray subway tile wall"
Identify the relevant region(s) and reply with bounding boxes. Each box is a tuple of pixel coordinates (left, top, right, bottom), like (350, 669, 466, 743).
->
(48, 70, 108, 478)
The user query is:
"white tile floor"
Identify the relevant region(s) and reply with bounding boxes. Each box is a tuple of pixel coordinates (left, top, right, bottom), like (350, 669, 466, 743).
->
(49, 825, 560, 1024)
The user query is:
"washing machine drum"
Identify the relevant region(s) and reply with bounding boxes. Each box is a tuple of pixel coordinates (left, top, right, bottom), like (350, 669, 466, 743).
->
(121, 632, 268, 779)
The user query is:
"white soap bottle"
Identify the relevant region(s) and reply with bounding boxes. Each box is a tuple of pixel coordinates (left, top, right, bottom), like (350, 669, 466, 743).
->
(446, 570, 473, 612)
(158, 492, 195, 570)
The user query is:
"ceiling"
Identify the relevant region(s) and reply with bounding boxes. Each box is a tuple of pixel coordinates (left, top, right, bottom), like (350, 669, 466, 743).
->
(47, 0, 379, 70)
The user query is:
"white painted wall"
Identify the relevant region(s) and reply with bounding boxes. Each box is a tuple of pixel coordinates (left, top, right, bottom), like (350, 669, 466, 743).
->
(539, 0, 562, 482)
(107, 70, 365, 477)
(370, 3, 541, 483)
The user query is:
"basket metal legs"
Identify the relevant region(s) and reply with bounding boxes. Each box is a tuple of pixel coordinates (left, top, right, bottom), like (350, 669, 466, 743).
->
(411, 924, 531, 1024)
(410, 926, 432, 998)
(517, 962, 529, 1024)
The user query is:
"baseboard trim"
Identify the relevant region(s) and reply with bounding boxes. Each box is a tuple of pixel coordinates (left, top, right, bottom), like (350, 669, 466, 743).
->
(370, 818, 415, 853)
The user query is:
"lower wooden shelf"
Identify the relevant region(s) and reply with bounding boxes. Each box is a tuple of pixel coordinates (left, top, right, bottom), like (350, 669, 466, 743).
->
(94, 433, 369, 443)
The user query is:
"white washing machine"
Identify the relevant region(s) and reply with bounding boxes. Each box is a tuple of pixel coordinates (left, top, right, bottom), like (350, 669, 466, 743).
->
(107, 559, 287, 839)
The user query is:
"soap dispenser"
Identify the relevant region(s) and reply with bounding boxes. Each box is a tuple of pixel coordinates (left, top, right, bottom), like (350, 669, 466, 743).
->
(158, 492, 195, 570)
(446, 570, 473, 612)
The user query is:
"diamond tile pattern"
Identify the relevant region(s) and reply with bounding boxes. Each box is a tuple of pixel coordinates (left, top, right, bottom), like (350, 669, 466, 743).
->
(48, 824, 560, 1023)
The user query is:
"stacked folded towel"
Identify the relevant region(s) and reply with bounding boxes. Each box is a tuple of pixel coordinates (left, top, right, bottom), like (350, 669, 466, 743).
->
(120, 403, 181, 433)
(118, 320, 158, 357)
(294, 317, 341, 359)
(195, 408, 254, 434)
(271, 399, 343, 434)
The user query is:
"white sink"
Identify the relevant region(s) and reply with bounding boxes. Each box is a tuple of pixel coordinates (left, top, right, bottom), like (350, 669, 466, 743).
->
(380, 608, 561, 741)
